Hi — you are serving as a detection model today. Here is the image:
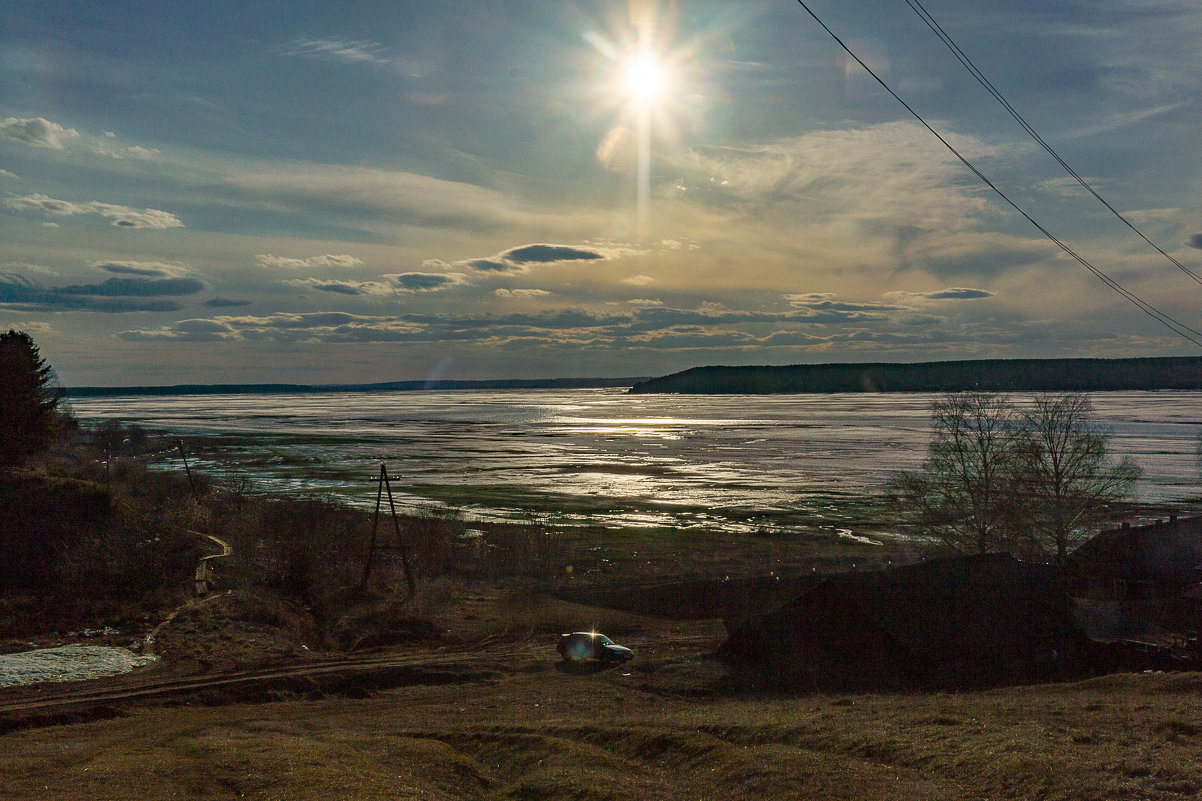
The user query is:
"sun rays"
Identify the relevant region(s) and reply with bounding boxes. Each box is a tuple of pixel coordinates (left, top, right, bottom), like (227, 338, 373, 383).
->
(584, 0, 700, 239)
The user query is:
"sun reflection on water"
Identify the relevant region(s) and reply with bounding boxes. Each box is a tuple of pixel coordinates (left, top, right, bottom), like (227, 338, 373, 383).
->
(67, 388, 1202, 532)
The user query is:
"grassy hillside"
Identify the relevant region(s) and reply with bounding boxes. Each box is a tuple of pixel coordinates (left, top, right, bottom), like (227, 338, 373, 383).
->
(2, 650, 1199, 800)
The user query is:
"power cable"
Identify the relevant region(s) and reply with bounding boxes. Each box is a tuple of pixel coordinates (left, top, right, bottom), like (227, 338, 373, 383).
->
(790, 0, 1202, 348)
(903, 0, 1202, 287)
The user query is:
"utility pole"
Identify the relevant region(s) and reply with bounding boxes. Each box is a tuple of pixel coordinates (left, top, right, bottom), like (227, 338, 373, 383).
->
(359, 463, 416, 597)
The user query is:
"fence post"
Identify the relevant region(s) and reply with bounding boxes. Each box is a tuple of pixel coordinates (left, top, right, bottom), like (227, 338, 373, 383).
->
(177, 439, 197, 495)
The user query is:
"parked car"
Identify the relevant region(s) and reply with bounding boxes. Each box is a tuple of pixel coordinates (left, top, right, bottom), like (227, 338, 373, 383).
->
(556, 631, 633, 664)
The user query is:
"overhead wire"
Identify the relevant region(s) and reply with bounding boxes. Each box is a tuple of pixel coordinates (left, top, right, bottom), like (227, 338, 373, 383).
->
(903, 0, 1202, 287)
(790, 0, 1202, 348)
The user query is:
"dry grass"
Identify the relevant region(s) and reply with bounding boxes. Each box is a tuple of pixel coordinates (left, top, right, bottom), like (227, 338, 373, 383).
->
(2, 642, 1201, 800)
(8, 423, 1202, 799)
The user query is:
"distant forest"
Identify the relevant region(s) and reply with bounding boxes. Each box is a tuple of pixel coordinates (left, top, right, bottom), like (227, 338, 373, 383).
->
(628, 357, 1202, 394)
(64, 376, 647, 398)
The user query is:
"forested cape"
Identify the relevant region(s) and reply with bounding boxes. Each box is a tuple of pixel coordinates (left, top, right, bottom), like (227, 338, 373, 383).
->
(628, 357, 1202, 394)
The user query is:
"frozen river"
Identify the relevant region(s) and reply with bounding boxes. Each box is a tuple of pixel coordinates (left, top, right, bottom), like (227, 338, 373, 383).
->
(68, 388, 1202, 531)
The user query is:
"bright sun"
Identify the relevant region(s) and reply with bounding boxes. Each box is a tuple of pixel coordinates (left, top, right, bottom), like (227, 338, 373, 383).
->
(621, 51, 668, 107)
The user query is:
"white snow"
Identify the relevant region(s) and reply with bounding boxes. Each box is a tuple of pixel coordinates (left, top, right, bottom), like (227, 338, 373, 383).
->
(0, 644, 159, 688)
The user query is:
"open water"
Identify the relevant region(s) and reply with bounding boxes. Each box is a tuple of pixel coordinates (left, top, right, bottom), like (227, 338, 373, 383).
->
(67, 389, 1202, 532)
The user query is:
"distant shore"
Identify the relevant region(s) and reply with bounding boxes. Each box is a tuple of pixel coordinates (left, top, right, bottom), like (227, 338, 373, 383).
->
(63, 376, 648, 398)
(629, 356, 1202, 394)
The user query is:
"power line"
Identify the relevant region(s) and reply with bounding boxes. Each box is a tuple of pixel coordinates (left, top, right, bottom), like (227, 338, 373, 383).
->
(790, 0, 1202, 348)
(903, 0, 1202, 287)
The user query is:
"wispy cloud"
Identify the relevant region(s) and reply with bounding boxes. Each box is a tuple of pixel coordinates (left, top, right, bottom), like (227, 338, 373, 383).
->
(275, 36, 392, 66)
(256, 253, 363, 270)
(0, 117, 79, 149)
(226, 164, 569, 232)
(4, 193, 183, 228)
(495, 288, 551, 298)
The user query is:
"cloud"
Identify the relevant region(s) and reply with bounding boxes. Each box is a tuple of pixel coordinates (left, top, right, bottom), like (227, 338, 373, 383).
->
(495, 288, 551, 298)
(120, 318, 238, 342)
(121, 145, 160, 159)
(506, 244, 606, 265)
(113, 291, 951, 351)
(389, 272, 468, 292)
(3, 262, 58, 277)
(89, 260, 188, 278)
(464, 258, 511, 273)
(57, 277, 204, 298)
(275, 36, 391, 66)
(120, 312, 426, 343)
(895, 231, 1048, 279)
(5, 194, 88, 215)
(226, 164, 566, 232)
(670, 122, 1001, 268)
(283, 277, 391, 295)
(785, 293, 906, 318)
(622, 275, 655, 286)
(3, 193, 183, 228)
(201, 297, 252, 308)
(0, 117, 79, 149)
(0, 274, 190, 313)
(887, 287, 996, 301)
(457, 243, 614, 274)
(256, 253, 363, 270)
(0, 169, 18, 180)
(1189, 234, 1202, 249)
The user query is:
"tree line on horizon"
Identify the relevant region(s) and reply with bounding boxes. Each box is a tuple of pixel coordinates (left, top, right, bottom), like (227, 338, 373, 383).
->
(630, 357, 1202, 394)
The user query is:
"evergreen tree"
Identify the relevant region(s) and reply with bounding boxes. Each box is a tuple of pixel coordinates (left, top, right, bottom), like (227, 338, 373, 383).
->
(0, 330, 61, 466)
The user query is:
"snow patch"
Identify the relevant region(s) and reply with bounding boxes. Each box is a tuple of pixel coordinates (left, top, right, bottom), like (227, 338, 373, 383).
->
(0, 644, 159, 688)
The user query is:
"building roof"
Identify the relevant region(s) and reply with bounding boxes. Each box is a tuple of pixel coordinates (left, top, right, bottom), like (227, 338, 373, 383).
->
(756, 553, 1072, 662)
(1068, 516, 1202, 588)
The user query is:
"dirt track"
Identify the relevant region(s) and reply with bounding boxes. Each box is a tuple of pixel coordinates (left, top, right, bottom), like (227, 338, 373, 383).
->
(0, 631, 720, 733)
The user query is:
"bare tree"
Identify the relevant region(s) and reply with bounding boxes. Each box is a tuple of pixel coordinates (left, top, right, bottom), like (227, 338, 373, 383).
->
(1013, 393, 1140, 570)
(888, 392, 1022, 554)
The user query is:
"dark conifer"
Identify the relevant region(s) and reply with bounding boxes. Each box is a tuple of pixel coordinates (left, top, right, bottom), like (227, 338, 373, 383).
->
(0, 329, 61, 465)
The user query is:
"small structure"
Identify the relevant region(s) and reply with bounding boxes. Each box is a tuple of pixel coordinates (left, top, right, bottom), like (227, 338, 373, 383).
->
(1066, 516, 1202, 601)
(719, 553, 1083, 691)
(1066, 516, 1202, 662)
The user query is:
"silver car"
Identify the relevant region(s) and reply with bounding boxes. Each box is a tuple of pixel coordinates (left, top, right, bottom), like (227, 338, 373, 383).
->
(556, 631, 634, 664)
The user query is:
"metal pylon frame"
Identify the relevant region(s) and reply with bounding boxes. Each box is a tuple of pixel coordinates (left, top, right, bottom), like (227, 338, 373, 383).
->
(359, 462, 416, 596)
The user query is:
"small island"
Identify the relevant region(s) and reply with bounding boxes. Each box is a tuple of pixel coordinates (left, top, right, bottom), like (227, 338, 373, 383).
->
(629, 356, 1202, 394)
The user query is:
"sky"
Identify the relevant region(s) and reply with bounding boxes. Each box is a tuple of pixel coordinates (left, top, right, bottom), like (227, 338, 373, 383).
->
(3, 0, 1202, 386)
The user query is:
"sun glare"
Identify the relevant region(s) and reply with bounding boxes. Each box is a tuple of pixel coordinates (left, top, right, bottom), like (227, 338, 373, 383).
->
(585, 0, 701, 237)
(622, 51, 667, 107)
